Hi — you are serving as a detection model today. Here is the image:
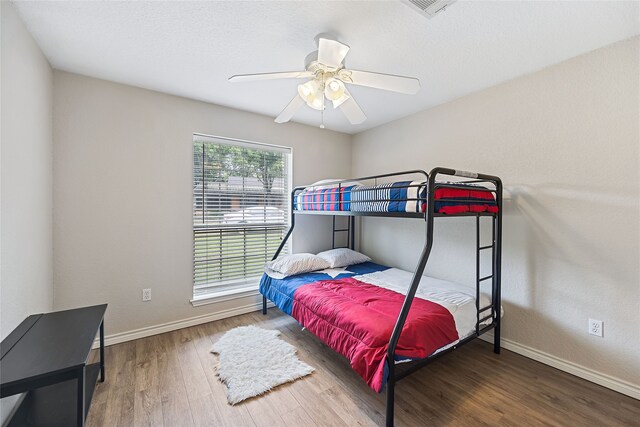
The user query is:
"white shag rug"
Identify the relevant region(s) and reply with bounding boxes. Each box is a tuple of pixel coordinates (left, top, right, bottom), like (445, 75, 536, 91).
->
(211, 325, 314, 405)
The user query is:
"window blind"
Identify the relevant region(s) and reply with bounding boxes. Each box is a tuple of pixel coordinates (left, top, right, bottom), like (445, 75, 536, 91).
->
(192, 134, 291, 298)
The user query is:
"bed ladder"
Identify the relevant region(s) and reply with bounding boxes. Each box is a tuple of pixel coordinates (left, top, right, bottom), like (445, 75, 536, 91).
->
(384, 167, 503, 427)
(475, 214, 498, 336)
(332, 216, 355, 250)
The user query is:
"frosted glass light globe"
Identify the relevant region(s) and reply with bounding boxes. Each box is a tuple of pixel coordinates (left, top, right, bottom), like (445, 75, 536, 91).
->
(297, 80, 324, 110)
(324, 78, 346, 101)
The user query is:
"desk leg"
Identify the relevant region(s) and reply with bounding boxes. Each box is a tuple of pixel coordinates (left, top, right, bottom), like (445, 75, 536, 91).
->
(99, 320, 105, 382)
(77, 366, 86, 427)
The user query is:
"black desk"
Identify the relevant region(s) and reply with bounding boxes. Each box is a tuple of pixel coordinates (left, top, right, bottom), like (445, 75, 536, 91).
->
(1, 304, 107, 427)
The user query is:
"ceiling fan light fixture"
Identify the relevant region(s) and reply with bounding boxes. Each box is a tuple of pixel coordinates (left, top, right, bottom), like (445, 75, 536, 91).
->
(298, 80, 316, 98)
(324, 77, 346, 100)
(307, 94, 324, 111)
(324, 77, 349, 108)
(298, 80, 324, 110)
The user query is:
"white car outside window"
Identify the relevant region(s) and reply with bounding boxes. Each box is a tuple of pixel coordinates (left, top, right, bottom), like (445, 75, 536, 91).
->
(223, 207, 285, 224)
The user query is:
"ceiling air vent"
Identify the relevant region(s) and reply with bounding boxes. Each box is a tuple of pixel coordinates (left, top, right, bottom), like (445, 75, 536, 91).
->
(402, 0, 457, 19)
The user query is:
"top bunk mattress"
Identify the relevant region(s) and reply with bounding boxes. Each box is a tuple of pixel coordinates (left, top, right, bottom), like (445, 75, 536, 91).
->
(294, 180, 498, 214)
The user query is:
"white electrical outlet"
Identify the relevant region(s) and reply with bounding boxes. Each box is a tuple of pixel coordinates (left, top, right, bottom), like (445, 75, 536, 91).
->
(142, 288, 152, 302)
(589, 318, 603, 337)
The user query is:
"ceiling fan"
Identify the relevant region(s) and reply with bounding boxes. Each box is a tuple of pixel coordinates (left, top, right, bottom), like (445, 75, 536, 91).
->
(228, 34, 420, 127)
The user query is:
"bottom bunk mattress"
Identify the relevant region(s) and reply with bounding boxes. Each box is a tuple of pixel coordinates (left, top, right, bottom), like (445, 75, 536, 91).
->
(259, 262, 493, 392)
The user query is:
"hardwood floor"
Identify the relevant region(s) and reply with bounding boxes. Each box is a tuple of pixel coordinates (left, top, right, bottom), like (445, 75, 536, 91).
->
(87, 310, 640, 426)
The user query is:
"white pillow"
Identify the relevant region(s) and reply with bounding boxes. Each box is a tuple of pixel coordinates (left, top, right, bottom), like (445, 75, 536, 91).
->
(265, 253, 330, 277)
(308, 179, 363, 190)
(264, 267, 287, 280)
(316, 248, 371, 268)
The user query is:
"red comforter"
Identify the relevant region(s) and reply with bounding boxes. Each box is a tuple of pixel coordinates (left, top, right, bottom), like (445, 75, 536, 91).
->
(291, 277, 459, 392)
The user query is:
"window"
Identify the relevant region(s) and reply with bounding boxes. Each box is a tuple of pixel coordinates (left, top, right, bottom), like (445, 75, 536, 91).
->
(192, 134, 291, 300)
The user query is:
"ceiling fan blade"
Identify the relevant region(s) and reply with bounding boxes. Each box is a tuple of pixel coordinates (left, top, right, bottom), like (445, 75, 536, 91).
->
(229, 71, 313, 82)
(339, 69, 420, 94)
(275, 95, 305, 123)
(339, 90, 366, 124)
(317, 38, 350, 68)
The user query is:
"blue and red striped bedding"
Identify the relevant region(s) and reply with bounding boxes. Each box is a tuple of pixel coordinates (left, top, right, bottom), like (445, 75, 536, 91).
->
(294, 181, 498, 214)
(293, 185, 355, 211)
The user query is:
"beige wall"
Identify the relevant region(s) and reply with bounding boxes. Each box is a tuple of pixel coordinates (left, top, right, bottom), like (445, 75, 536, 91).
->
(52, 71, 352, 337)
(352, 37, 640, 390)
(1, 1, 54, 421)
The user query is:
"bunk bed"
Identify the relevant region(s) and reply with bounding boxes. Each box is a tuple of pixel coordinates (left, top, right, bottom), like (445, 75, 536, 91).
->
(259, 167, 503, 427)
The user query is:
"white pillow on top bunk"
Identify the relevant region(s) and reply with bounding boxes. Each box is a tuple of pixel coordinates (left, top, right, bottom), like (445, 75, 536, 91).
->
(308, 179, 363, 190)
(265, 253, 330, 277)
(316, 248, 371, 268)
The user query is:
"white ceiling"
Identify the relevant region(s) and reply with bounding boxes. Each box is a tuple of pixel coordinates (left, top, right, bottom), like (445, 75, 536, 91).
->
(12, 0, 640, 134)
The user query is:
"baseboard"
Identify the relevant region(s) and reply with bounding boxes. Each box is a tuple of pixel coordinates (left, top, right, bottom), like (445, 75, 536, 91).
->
(92, 301, 273, 349)
(481, 333, 640, 400)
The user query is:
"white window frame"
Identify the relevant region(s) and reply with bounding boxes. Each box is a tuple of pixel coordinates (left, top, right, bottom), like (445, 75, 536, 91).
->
(191, 133, 292, 305)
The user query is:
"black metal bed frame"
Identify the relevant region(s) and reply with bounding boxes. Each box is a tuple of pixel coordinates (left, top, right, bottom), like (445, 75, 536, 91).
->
(262, 167, 503, 427)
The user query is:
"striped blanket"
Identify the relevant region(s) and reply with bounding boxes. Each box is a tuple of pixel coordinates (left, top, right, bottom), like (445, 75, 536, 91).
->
(294, 181, 498, 214)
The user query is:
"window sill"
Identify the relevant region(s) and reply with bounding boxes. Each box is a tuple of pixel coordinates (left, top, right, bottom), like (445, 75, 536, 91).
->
(190, 286, 262, 307)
